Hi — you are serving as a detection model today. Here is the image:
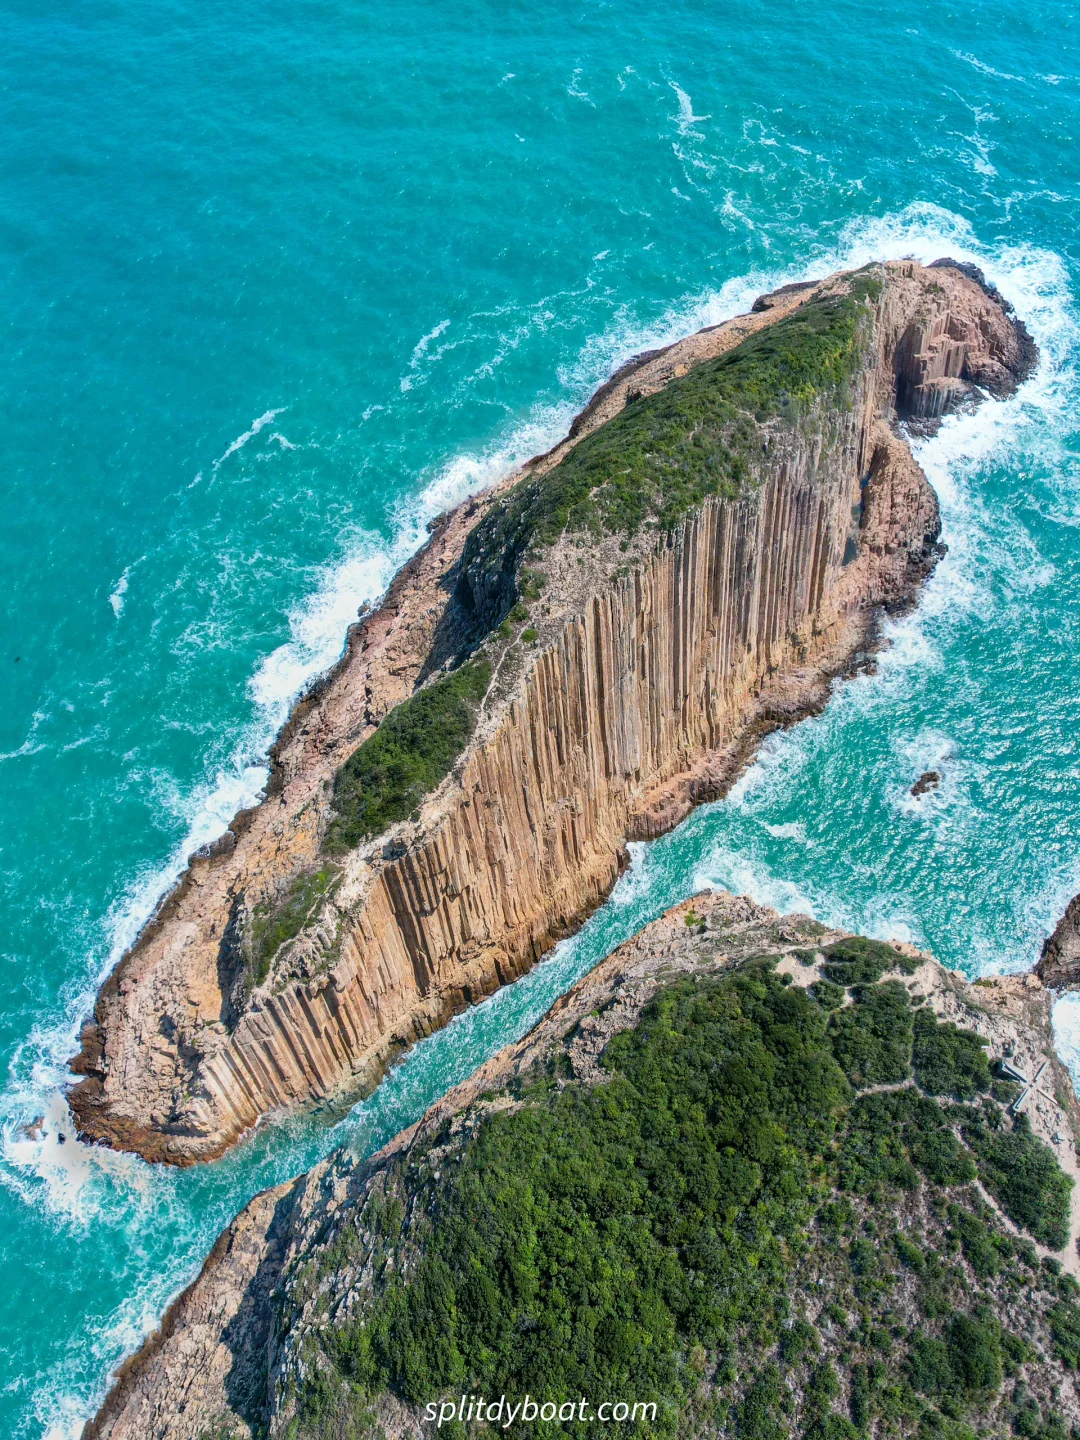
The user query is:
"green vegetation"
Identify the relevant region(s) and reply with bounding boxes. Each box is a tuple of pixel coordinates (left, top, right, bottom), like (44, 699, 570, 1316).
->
(325, 661, 491, 853)
(828, 981, 913, 1087)
(820, 936, 918, 988)
(283, 957, 1076, 1440)
(459, 284, 878, 621)
(839, 1090, 975, 1193)
(907, 1314, 1003, 1402)
(810, 979, 846, 1011)
(248, 866, 339, 986)
(1049, 1302, 1080, 1367)
(913, 1012, 991, 1099)
(962, 1110, 1072, 1250)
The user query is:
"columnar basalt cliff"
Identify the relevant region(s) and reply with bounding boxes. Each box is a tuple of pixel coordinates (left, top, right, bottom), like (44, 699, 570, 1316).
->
(69, 260, 1035, 1165)
(84, 891, 1080, 1440)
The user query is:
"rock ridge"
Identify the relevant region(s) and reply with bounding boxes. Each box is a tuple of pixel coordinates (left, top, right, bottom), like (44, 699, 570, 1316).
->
(69, 259, 1035, 1164)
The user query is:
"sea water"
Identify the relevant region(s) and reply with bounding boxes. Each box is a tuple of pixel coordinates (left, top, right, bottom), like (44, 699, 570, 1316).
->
(1, 0, 1078, 1433)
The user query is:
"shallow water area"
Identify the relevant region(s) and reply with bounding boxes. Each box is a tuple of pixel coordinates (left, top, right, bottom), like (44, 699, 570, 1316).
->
(2, 0, 1080, 1433)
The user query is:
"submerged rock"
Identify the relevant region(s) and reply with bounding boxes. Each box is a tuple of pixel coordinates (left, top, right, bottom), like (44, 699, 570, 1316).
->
(911, 770, 941, 797)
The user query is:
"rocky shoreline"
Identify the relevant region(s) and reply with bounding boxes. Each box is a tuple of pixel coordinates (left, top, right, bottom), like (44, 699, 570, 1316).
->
(69, 258, 1035, 1166)
(83, 889, 1080, 1440)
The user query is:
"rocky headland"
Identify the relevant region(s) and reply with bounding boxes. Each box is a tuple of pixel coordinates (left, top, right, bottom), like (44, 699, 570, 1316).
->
(69, 258, 1035, 1165)
(84, 889, 1080, 1440)
(1039, 896, 1080, 992)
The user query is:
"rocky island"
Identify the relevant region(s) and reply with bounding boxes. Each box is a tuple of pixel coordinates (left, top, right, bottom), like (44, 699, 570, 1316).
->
(85, 890, 1080, 1440)
(68, 258, 1035, 1166)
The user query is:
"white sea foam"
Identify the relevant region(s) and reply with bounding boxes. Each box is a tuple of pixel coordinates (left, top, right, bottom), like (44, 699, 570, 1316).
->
(400, 319, 452, 392)
(108, 568, 130, 618)
(212, 407, 287, 469)
(692, 844, 817, 919)
(953, 50, 1027, 83)
(669, 82, 710, 135)
(0, 707, 49, 764)
(1054, 993, 1080, 1097)
(567, 68, 594, 106)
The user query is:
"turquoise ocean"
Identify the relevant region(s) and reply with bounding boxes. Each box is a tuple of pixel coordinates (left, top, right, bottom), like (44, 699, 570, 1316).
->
(2, 1, 1079, 1433)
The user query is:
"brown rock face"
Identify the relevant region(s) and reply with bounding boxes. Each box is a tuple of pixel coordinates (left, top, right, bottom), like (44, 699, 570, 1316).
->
(68, 259, 1034, 1165)
(1038, 892, 1080, 989)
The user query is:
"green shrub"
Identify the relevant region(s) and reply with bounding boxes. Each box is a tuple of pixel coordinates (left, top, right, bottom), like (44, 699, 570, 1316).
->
(839, 1090, 974, 1194)
(946, 1313, 1003, 1396)
(249, 866, 339, 985)
(820, 936, 916, 988)
(326, 661, 490, 853)
(811, 980, 846, 1011)
(913, 1013, 991, 1099)
(964, 1113, 1073, 1250)
(908, 1315, 1002, 1400)
(947, 1207, 1008, 1279)
(1048, 1302, 1080, 1368)
(732, 1365, 788, 1440)
(828, 981, 913, 1087)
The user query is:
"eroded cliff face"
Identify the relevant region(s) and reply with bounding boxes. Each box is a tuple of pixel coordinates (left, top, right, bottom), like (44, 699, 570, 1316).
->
(82, 890, 1080, 1440)
(69, 259, 1035, 1164)
(1038, 893, 1080, 990)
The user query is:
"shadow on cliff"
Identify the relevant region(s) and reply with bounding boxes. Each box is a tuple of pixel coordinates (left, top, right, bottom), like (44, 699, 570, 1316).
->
(220, 1185, 300, 1432)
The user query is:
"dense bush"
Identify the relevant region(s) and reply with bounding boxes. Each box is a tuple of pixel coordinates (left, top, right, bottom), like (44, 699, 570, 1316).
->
(309, 966, 849, 1433)
(913, 1013, 991, 1099)
(326, 661, 491, 853)
(820, 936, 916, 988)
(828, 981, 913, 1087)
(908, 1315, 1002, 1401)
(1049, 1302, 1080, 1368)
(838, 1090, 975, 1194)
(287, 962, 1074, 1440)
(962, 1111, 1072, 1250)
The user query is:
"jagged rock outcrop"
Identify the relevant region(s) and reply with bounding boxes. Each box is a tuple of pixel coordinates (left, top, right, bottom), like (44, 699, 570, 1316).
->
(1038, 892, 1080, 990)
(82, 890, 1080, 1440)
(69, 259, 1035, 1165)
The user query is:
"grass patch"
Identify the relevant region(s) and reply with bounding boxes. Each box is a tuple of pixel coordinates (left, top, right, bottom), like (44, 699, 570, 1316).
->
(325, 661, 490, 854)
(249, 866, 339, 986)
